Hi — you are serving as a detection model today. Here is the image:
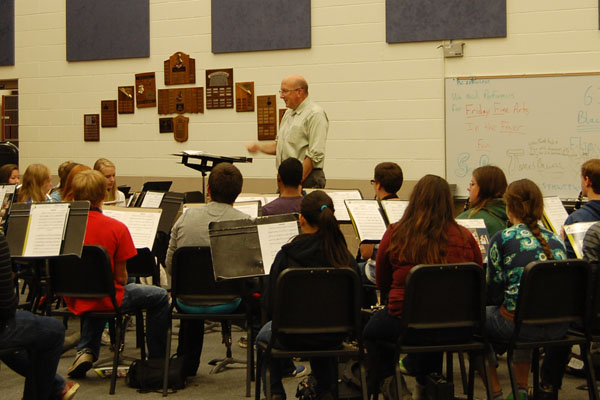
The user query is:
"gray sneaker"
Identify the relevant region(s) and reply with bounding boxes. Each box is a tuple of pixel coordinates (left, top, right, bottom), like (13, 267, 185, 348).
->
(67, 350, 94, 378)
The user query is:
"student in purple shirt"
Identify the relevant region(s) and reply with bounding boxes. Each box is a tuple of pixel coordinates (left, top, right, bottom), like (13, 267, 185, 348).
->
(262, 158, 304, 216)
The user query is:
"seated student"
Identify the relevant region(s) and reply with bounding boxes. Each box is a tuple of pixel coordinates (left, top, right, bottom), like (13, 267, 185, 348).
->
(456, 165, 508, 237)
(262, 157, 303, 216)
(166, 162, 250, 377)
(258, 190, 360, 400)
(94, 158, 126, 206)
(362, 175, 482, 399)
(358, 162, 403, 285)
(60, 165, 90, 202)
(486, 179, 567, 400)
(0, 163, 20, 185)
(17, 164, 53, 203)
(65, 170, 170, 378)
(0, 234, 79, 399)
(562, 159, 600, 258)
(50, 161, 78, 202)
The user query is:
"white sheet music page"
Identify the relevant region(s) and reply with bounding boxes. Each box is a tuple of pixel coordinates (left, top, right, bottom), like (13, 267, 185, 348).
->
(103, 207, 162, 249)
(564, 221, 598, 259)
(257, 221, 299, 275)
(345, 200, 387, 242)
(381, 200, 409, 224)
(543, 196, 568, 234)
(23, 203, 70, 257)
(140, 191, 165, 208)
(233, 201, 259, 218)
(325, 190, 362, 222)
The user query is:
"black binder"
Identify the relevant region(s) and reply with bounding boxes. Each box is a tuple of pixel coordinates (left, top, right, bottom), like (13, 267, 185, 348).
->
(6, 201, 90, 258)
(209, 213, 299, 280)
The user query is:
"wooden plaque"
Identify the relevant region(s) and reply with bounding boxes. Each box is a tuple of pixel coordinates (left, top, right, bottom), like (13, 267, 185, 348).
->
(235, 82, 254, 112)
(84, 114, 99, 141)
(164, 51, 195, 85)
(159, 118, 173, 133)
(173, 115, 189, 142)
(101, 100, 117, 127)
(279, 109, 286, 125)
(257, 95, 277, 140)
(118, 86, 135, 114)
(205, 68, 233, 109)
(158, 87, 204, 114)
(135, 72, 156, 108)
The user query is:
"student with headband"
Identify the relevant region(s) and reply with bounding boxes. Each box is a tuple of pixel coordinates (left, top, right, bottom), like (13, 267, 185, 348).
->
(257, 190, 359, 400)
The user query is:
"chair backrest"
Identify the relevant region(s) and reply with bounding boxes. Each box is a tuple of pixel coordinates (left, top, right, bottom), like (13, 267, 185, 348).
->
(271, 267, 361, 336)
(514, 259, 591, 328)
(171, 246, 243, 307)
(47, 245, 118, 308)
(126, 247, 159, 285)
(402, 263, 485, 331)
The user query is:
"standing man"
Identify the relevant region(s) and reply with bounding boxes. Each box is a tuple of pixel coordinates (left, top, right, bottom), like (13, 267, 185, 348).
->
(247, 74, 328, 188)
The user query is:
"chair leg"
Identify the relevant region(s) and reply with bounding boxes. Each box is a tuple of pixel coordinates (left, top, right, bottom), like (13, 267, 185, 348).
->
(531, 348, 540, 400)
(480, 349, 494, 400)
(162, 318, 173, 397)
(467, 352, 475, 400)
(359, 357, 369, 400)
(506, 347, 519, 400)
(136, 311, 146, 360)
(245, 321, 252, 397)
(255, 348, 262, 400)
(459, 351, 469, 395)
(394, 357, 404, 400)
(581, 342, 600, 400)
(265, 354, 272, 400)
(109, 317, 122, 395)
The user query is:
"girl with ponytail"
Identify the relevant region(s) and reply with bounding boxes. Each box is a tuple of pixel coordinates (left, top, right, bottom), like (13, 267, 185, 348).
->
(486, 179, 567, 400)
(257, 190, 358, 400)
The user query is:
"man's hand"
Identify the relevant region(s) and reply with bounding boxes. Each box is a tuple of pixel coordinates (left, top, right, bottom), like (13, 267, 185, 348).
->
(246, 142, 260, 153)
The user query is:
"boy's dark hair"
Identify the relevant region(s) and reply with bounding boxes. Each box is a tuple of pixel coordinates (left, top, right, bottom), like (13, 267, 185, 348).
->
(208, 163, 243, 204)
(582, 159, 600, 194)
(278, 158, 303, 187)
(374, 162, 403, 194)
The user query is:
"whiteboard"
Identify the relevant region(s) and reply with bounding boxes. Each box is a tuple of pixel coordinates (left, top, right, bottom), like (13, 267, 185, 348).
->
(445, 74, 600, 198)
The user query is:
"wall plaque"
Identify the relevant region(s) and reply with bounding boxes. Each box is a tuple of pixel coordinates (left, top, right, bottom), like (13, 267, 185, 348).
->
(257, 95, 277, 140)
(205, 68, 233, 109)
(164, 51, 195, 85)
(158, 87, 204, 114)
(84, 114, 100, 141)
(173, 115, 189, 142)
(159, 118, 173, 133)
(135, 72, 156, 108)
(101, 100, 117, 127)
(118, 86, 135, 114)
(235, 81, 254, 112)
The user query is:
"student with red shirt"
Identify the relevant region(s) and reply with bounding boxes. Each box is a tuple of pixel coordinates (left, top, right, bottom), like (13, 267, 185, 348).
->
(65, 170, 170, 378)
(362, 175, 483, 399)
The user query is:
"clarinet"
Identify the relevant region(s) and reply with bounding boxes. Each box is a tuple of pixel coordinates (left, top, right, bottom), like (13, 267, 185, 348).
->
(574, 191, 583, 210)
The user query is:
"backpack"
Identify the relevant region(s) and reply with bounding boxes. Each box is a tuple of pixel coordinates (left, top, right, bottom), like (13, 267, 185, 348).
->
(126, 356, 186, 393)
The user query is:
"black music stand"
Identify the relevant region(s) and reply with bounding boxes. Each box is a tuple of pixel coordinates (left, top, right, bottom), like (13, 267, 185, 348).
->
(174, 151, 252, 202)
(6, 201, 90, 259)
(209, 213, 299, 280)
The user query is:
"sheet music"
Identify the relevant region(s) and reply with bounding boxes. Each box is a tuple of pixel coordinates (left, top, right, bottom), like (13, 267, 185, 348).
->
(233, 201, 259, 218)
(140, 191, 164, 208)
(381, 200, 409, 224)
(323, 190, 362, 222)
(0, 184, 16, 221)
(23, 203, 70, 257)
(236, 195, 265, 205)
(543, 196, 569, 234)
(103, 207, 162, 249)
(257, 221, 299, 274)
(564, 221, 599, 259)
(345, 199, 387, 242)
(264, 195, 278, 205)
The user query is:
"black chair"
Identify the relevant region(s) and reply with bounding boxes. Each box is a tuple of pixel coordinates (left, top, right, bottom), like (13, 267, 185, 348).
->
(46, 245, 131, 395)
(255, 267, 368, 400)
(491, 260, 598, 400)
(381, 263, 492, 400)
(163, 246, 252, 397)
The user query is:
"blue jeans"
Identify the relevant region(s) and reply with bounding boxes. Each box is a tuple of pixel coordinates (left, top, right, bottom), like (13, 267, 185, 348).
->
(486, 306, 569, 364)
(0, 310, 66, 400)
(78, 283, 169, 359)
(257, 321, 336, 399)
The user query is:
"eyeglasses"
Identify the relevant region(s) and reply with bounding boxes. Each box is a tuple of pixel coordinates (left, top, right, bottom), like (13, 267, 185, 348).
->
(278, 88, 301, 95)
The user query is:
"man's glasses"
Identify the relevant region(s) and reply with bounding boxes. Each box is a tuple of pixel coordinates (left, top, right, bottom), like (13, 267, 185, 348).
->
(278, 88, 301, 95)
